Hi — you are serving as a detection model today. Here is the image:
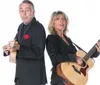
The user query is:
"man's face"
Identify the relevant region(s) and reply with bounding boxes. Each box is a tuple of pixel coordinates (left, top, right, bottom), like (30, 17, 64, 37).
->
(19, 3, 35, 24)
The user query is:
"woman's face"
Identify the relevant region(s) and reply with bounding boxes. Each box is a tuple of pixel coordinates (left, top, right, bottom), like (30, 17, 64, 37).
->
(53, 14, 66, 33)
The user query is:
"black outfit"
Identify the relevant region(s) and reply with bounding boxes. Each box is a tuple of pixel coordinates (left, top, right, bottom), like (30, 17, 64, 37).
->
(46, 34, 99, 85)
(4, 17, 47, 85)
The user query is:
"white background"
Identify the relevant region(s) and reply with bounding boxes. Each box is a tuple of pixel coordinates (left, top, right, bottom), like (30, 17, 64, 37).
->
(0, 0, 100, 85)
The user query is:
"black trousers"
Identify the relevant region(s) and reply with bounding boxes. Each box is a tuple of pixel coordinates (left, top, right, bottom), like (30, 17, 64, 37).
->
(15, 82, 45, 85)
(15, 80, 20, 85)
(51, 82, 65, 85)
(51, 76, 66, 85)
(15, 79, 45, 85)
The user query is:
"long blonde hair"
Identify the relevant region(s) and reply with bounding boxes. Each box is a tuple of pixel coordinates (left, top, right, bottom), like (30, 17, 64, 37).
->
(48, 11, 69, 34)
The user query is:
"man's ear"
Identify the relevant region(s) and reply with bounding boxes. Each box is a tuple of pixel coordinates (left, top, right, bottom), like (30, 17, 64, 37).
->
(33, 11, 35, 17)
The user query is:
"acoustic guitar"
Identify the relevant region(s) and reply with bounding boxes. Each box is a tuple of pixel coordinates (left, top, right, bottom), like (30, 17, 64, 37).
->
(57, 39, 100, 85)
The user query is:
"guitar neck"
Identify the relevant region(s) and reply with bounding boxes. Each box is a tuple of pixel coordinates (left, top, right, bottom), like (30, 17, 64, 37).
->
(83, 39, 100, 62)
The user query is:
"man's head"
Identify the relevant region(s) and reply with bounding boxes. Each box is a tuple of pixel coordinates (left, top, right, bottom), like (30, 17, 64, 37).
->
(19, 0, 35, 25)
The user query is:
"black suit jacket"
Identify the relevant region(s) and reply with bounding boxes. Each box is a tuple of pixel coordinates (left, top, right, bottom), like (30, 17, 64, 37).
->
(13, 17, 47, 85)
(46, 34, 99, 84)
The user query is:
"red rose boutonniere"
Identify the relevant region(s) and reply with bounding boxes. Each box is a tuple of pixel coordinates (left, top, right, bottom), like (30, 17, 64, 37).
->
(24, 34, 30, 39)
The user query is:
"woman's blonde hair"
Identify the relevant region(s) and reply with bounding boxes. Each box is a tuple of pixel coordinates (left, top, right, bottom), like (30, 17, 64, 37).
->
(48, 11, 69, 34)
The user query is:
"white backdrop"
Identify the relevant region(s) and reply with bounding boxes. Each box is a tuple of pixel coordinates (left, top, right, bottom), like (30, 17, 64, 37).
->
(0, 0, 100, 85)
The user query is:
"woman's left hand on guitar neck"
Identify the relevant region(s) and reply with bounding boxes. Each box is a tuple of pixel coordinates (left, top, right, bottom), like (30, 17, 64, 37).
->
(76, 42, 100, 66)
(96, 42, 100, 53)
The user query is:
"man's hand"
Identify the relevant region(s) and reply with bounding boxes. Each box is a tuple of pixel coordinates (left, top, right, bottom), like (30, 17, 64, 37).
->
(9, 40, 20, 52)
(3, 45, 10, 55)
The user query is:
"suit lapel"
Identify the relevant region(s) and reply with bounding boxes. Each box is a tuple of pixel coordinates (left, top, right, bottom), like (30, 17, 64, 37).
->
(18, 24, 24, 43)
(57, 34, 69, 47)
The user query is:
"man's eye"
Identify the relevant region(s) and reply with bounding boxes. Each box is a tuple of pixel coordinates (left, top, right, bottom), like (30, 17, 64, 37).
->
(26, 10, 30, 12)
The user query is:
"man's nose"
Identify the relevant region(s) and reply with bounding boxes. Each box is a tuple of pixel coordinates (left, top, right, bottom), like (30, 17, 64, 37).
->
(23, 11, 26, 15)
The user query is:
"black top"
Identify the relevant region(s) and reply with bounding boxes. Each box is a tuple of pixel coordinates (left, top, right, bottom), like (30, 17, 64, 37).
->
(46, 34, 77, 68)
(20, 24, 28, 40)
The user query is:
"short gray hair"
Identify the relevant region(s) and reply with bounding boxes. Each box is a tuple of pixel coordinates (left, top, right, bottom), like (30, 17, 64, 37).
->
(20, 0, 35, 11)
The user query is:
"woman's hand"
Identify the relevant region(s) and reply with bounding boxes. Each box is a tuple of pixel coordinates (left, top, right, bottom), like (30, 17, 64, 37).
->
(96, 42, 100, 53)
(76, 56, 83, 65)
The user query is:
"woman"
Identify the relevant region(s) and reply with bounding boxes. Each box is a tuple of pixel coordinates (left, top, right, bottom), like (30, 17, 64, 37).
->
(46, 11, 100, 85)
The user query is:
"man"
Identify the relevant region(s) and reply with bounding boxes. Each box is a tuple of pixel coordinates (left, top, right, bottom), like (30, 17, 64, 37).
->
(3, 0, 47, 85)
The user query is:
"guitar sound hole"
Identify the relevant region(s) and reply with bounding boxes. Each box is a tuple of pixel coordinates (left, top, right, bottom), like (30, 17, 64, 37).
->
(72, 65, 81, 74)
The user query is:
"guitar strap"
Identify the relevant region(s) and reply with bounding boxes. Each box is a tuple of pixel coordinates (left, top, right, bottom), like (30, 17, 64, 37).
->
(72, 42, 87, 53)
(72, 42, 95, 64)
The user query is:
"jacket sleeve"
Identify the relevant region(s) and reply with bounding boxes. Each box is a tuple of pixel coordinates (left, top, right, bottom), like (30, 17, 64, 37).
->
(17, 24, 46, 59)
(3, 51, 10, 56)
(46, 35, 68, 67)
(67, 54, 77, 62)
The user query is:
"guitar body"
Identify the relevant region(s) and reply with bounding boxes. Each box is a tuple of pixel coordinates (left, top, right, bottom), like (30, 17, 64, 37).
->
(57, 50, 94, 85)
(9, 51, 16, 63)
(9, 40, 18, 63)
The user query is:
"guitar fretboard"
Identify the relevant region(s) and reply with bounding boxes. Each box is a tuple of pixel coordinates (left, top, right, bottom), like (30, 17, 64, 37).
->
(83, 39, 100, 62)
